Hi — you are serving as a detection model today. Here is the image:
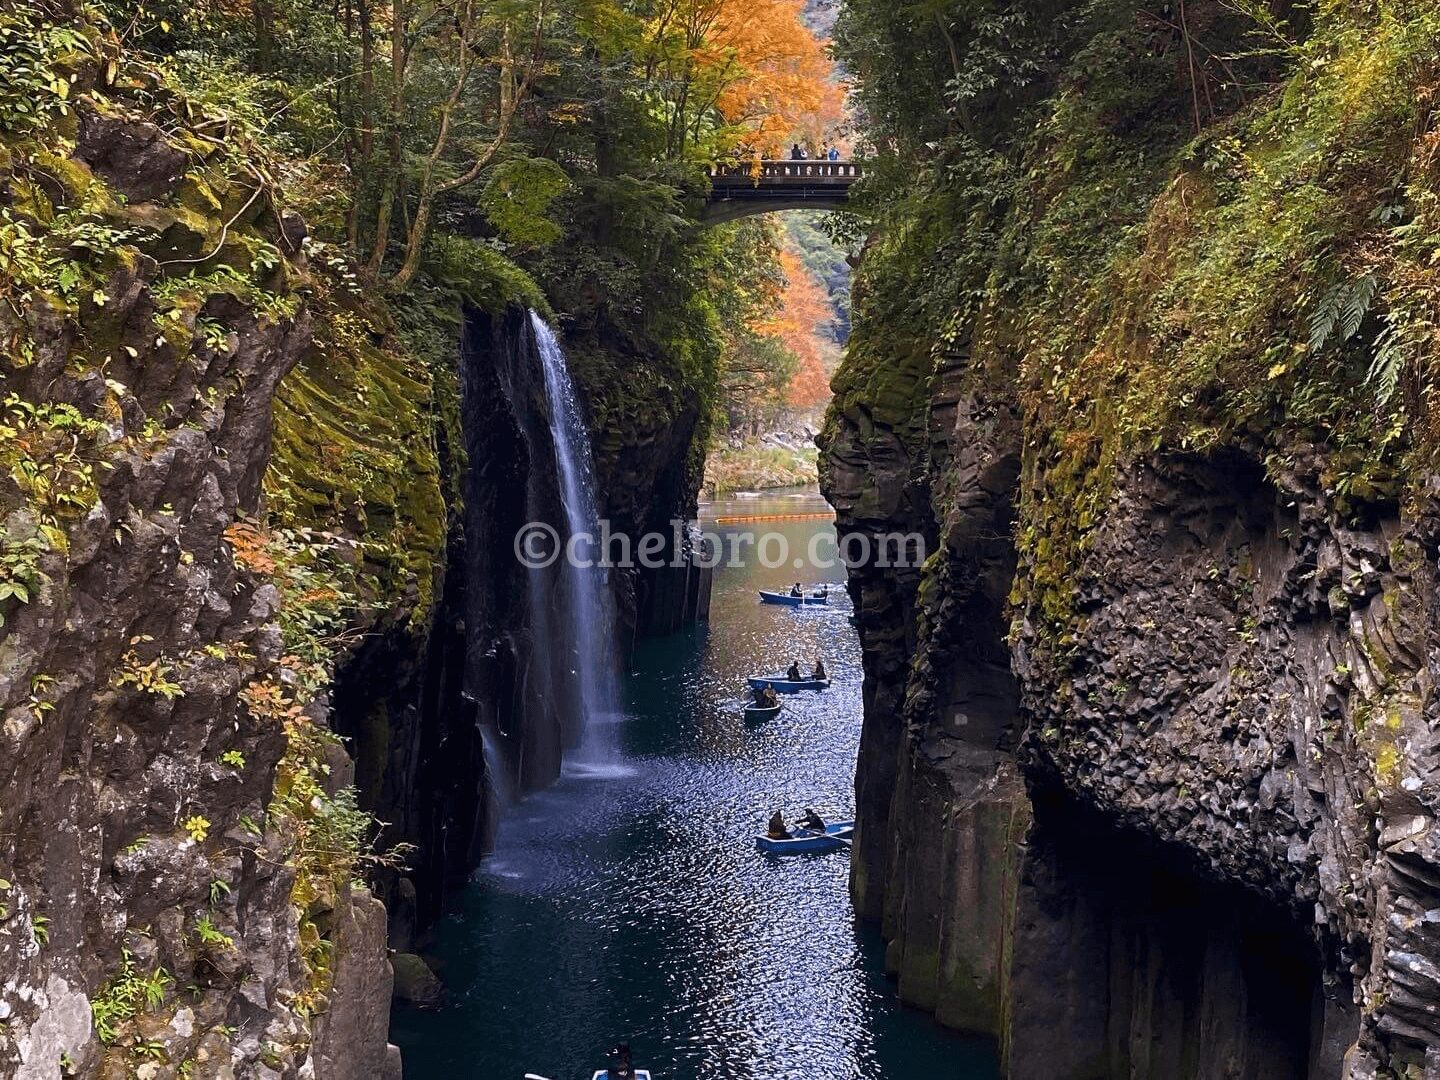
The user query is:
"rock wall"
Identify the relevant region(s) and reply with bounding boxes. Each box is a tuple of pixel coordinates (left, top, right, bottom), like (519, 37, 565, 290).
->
(0, 56, 397, 1080)
(818, 340, 1412, 1075)
(1014, 447, 1440, 1075)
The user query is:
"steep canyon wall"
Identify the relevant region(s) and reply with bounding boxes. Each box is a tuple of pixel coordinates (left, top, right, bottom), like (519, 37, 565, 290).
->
(821, 341, 1440, 1077)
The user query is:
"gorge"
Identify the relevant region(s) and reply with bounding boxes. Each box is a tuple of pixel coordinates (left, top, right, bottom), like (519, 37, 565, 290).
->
(4, 0, 1440, 1077)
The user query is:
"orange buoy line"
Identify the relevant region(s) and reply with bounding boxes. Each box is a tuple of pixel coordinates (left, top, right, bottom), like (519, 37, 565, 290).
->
(710, 512, 834, 525)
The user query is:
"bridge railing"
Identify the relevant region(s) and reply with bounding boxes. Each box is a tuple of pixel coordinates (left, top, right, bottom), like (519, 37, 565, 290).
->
(708, 160, 862, 183)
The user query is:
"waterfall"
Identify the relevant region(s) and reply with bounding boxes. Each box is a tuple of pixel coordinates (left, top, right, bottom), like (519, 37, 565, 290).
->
(526, 311, 621, 757)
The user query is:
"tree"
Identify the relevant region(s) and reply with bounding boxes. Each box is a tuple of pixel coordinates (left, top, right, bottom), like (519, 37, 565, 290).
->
(640, 0, 843, 159)
(369, 0, 550, 289)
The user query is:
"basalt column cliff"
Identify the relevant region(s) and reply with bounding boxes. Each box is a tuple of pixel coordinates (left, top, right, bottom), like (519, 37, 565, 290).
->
(824, 0, 1440, 1075)
(0, 4, 717, 1074)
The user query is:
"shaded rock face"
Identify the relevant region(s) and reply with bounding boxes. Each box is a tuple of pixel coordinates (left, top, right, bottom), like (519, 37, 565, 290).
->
(1004, 793, 1336, 1080)
(308, 889, 398, 1080)
(818, 348, 1394, 1075)
(0, 244, 330, 1074)
(561, 318, 714, 646)
(74, 105, 188, 204)
(1016, 452, 1440, 1074)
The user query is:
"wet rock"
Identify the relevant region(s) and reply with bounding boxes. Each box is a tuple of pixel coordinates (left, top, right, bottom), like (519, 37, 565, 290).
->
(390, 952, 445, 1009)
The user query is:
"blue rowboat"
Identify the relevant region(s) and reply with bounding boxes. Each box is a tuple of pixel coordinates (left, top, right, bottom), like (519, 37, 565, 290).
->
(589, 1072, 652, 1080)
(747, 673, 830, 693)
(758, 590, 829, 606)
(743, 701, 782, 723)
(755, 821, 855, 855)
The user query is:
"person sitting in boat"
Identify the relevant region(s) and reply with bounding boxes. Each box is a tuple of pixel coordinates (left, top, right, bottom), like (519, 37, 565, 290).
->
(790, 582, 803, 598)
(816, 583, 828, 598)
(767, 810, 791, 839)
(799, 808, 826, 832)
(786, 659, 802, 681)
(608, 1042, 636, 1080)
(812, 658, 827, 680)
(759, 686, 779, 708)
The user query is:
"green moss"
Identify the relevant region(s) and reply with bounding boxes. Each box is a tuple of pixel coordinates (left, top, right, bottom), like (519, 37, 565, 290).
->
(1375, 742, 1401, 787)
(268, 292, 447, 626)
(422, 232, 550, 319)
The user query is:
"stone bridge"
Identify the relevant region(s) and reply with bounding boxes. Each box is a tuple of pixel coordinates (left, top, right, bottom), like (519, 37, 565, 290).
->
(703, 160, 861, 223)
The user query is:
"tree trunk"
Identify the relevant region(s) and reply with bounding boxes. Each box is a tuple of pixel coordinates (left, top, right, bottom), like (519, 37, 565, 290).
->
(365, 0, 406, 278)
(254, 0, 275, 71)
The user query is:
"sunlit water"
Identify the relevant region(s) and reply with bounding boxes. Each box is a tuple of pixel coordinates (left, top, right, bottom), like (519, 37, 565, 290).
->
(391, 489, 1000, 1080)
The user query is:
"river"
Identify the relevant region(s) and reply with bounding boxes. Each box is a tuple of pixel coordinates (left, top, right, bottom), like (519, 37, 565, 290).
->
(391, 488, 1000, 1079)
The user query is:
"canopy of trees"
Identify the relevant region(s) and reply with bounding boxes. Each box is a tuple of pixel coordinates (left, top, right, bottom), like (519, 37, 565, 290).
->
(123, 0, 846, 432)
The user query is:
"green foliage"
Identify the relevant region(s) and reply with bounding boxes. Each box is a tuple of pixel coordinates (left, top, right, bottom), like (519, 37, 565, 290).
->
(480, 158, 573, 251)
(0, 17, 91, 132)
(193, 913, 234, 952)
(90, 950, 173, 1045)
(421, 233, 549, 317)
(1, 394, 108, 529)
(0, 525, 47, 623)
(830, 0, 1440, 635)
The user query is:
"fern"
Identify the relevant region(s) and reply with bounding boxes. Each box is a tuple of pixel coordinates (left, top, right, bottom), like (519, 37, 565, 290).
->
(1308, 281, 1345, 352)
(1309, 273, 1378, 353)
(1339, 273, 1378, 344)
(1366, 304, 1427, 406)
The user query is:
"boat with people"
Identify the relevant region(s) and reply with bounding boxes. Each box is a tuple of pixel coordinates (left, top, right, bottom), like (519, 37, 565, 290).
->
(747, 672, 830, 693)
(525, 1039, 651, 1080)
(757, 588, 829, 606)
(755, 820, 854, 855)
(743, 700, 782, 723)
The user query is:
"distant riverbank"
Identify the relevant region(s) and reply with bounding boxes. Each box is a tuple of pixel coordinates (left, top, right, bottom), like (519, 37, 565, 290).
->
(705, 437, 819, 497)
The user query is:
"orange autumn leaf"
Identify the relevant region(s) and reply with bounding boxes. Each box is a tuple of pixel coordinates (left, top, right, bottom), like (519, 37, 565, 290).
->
(706, 0, 844, 151)
(758, 247, 834, 409)
(647, 0, 843, 155)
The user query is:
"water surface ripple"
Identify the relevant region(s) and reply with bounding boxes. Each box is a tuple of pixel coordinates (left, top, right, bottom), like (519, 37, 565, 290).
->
(391, 489, 1000, 1080)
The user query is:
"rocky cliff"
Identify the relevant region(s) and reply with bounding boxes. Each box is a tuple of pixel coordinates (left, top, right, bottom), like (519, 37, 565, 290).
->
(0, 13, 409, 1075)
(824, 355, 1371, 1076)
(821, 1, 1440, 1074)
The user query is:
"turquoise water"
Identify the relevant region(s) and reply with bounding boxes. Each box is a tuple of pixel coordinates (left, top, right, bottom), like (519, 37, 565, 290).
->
(391, 488, 1000, 1079)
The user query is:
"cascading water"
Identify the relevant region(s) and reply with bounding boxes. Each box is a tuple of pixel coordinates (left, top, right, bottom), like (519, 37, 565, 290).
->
(526, 310, 621, 760)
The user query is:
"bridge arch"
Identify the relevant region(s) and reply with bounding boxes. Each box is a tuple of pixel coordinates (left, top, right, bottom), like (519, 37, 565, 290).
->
(703, 160, 860, 224)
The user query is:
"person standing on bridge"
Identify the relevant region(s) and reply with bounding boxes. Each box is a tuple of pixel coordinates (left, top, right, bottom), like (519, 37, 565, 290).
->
(790, 143, 806, 160)
(828, 145, 840, 162)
